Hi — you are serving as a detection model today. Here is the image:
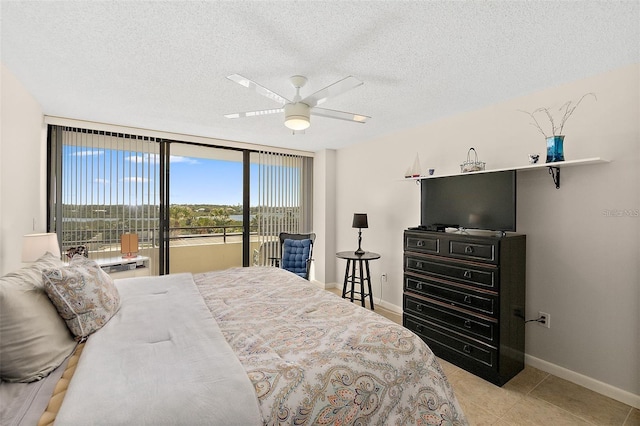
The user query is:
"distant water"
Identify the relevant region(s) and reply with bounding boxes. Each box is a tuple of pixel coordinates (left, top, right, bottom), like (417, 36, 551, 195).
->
(229, 214, 256, 222)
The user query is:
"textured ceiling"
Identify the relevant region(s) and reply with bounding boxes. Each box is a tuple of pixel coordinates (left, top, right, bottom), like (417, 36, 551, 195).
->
(2, 1, 638, 152)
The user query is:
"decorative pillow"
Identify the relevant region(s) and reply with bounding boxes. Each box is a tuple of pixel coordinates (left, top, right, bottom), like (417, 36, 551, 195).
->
(0, 252, 77, 383)
(42, 255, 121, 340)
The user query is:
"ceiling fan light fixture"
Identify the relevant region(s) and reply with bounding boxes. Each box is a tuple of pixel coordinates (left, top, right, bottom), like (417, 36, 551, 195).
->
(225, 74, 369, 130)
(284, 103, 311, 130)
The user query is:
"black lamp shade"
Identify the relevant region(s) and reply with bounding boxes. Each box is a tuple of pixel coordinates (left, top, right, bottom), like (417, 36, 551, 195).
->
(352, 213, 368, 229)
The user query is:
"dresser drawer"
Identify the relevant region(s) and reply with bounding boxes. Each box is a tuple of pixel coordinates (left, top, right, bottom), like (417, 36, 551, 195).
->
(405, 276, 497, 316)
(404, 233, 440, 254)
(404, 314, 497, 368)
(405, 256, 497, 290)
(404, 296, 497, 344)
(448, 239, 497, 262)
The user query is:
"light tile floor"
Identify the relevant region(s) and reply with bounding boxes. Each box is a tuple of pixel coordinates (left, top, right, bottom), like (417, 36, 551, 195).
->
(327, 288, 639, 425)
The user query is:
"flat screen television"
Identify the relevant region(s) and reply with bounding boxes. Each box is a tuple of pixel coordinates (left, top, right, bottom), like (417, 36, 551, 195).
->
(420, 170, 517, 232)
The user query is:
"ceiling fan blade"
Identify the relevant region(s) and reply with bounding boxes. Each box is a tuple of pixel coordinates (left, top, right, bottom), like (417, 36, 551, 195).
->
(302, 76, 364, 108)
(224, 108, 284, 119)
(311, 107, 370, 124)
(226, 74, 290, 104)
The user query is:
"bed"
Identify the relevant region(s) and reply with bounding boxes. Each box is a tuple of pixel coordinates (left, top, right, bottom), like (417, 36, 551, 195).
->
(1, 256, 467, 425)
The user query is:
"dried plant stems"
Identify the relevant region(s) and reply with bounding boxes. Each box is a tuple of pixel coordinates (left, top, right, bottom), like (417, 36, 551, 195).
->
(520, 93, 597, 138)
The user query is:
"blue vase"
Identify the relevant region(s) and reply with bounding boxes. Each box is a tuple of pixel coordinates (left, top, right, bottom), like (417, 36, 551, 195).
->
(546, 135, 565, 163)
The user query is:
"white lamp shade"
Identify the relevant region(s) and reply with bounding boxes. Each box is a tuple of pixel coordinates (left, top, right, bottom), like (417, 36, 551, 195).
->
(22, 233, 61, 262)
(284, 117, 310, 131)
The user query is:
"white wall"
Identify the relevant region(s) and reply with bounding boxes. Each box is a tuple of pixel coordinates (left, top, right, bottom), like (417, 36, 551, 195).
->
(0, 64, 46, 275)
(311, 149, 337, 286)
(334, 64, 639, 404)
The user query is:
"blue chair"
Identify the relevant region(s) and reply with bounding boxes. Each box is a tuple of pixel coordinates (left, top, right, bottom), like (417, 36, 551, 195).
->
(279, 232, 316, 280)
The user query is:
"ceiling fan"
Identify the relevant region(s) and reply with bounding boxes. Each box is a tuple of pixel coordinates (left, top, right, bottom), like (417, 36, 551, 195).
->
(224, 74, 370, 132)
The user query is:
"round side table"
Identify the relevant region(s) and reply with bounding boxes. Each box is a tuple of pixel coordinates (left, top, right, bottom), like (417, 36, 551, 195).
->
(336, 251, 381, 310)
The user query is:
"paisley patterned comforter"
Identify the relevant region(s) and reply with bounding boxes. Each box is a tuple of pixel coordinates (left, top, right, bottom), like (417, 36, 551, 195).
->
(194, 267, 467, 426)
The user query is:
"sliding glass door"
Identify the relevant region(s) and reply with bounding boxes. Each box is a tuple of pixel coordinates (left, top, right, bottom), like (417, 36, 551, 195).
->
(49, 127, 160, 271)
(48, 125, 313, 276)
(249, 151, 313, 268)
(165, 143, 245, 274)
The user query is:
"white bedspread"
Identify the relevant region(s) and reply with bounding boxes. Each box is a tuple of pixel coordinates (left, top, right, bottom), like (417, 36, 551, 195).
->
(55, 273, 263, 426)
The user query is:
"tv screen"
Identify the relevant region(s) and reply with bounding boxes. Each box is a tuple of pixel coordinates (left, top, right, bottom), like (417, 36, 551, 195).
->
(420, 171, 517, 232)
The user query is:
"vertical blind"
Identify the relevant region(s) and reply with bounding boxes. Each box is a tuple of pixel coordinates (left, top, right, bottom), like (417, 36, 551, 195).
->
(252, 151, 313, 265)
(49, 125, 313, 272)
(51, 127, 160, 258)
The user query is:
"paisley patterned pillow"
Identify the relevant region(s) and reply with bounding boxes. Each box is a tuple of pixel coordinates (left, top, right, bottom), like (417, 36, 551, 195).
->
(43, 255, 121, 340)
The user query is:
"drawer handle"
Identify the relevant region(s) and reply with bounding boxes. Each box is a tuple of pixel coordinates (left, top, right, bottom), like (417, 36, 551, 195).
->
(463, 345, 472, 354)
(416, 283, 423, 290)
(416, 324, 423, 333)
(416, 304, 423, 312)
(416, 261, 423, 269)
(463, 270, 473, 279)
(464, 320, 472, 329)
(417, 240, 424, 247)
(463, 295, 472, 304)
(464, 245, 474, 254)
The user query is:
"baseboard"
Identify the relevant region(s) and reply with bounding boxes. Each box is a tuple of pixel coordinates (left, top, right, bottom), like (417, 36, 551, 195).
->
(374, 299, 402, 314)
(311, 279, 330, 289)
(323, 279, 639, 409)
(525, 354, 640, 409)
(324, 282, 403, 314)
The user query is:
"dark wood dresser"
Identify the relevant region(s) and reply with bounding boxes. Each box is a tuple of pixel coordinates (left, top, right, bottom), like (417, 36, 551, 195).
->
(403, 229, 526, 386)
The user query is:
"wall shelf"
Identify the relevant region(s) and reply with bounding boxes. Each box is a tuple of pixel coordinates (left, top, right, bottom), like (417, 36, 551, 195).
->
(405, 157, 609, 189)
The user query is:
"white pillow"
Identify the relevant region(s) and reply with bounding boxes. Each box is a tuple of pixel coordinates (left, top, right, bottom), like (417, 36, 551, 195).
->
(0, 253, 77, 382)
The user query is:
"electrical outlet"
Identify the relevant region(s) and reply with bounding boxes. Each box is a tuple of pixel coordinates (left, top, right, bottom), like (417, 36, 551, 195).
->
(538, 311, 551, 328)
(381, 273, 387, 282)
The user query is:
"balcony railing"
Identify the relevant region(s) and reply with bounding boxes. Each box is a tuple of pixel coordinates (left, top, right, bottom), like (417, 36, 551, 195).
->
(169, 225, 258, 243)
(61, 225, 259, 252)
(60, 225, 278, 275)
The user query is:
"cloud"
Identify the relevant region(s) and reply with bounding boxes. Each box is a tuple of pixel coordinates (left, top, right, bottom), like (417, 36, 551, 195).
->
(126, 153, 156, 164)
(170, 155, 199, 164)
(70, 150, 104, 157)
(125, 153, 198, 165)
(122, 177, 151, 184)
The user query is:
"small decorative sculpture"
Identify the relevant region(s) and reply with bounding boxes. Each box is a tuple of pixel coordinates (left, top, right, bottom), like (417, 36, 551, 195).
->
(528, 154, 540, 164)
(66, 245, 88, 259)
(411, 153, 422, 177)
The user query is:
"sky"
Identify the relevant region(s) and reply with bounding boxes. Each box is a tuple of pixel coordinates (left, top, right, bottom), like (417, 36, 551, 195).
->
(170, 156, 247, 205)
(62, 146, 288, 206)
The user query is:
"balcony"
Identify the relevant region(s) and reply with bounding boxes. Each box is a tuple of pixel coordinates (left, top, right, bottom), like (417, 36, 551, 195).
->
(62, 226, 278, 275)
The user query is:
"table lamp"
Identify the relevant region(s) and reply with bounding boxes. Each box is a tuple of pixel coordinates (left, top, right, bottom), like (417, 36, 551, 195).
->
(22, 233, 61, 262)
(352, 213, 368, 255)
